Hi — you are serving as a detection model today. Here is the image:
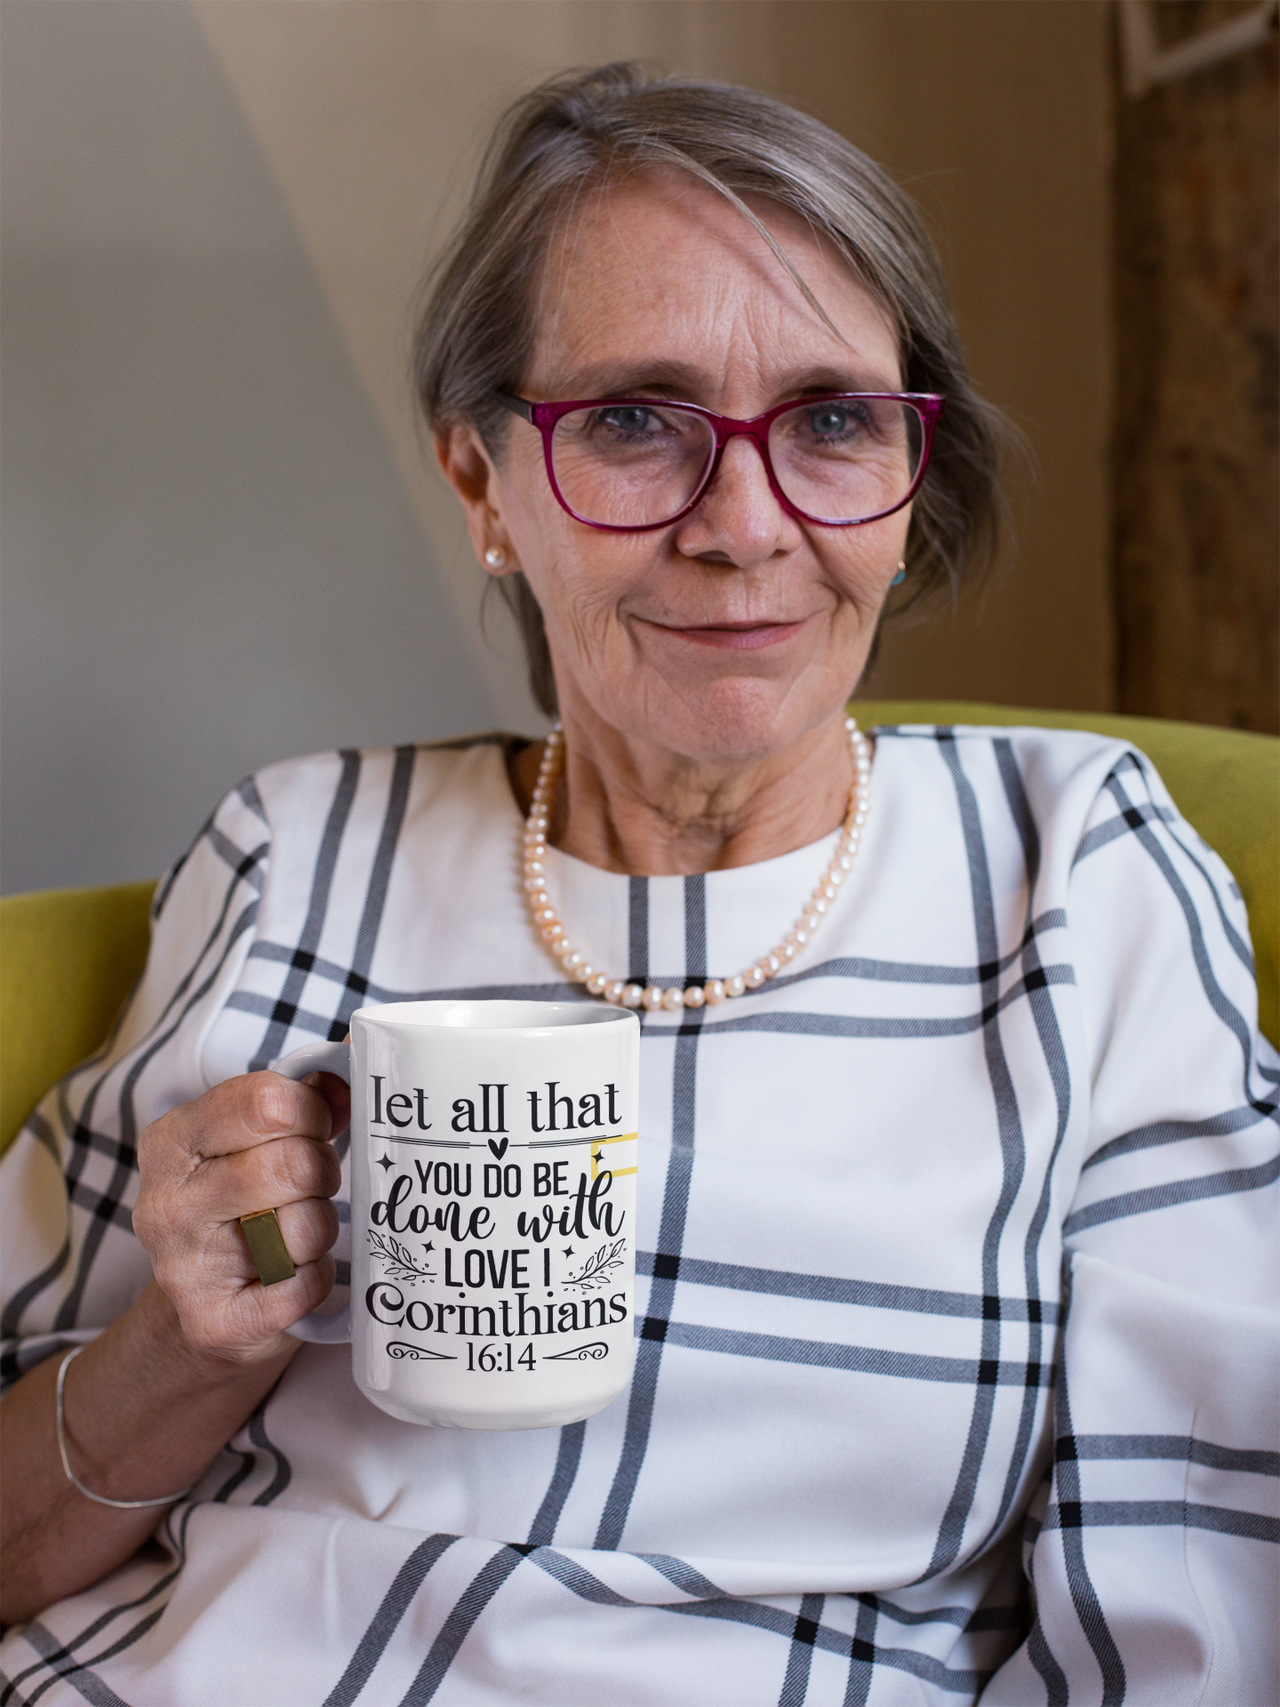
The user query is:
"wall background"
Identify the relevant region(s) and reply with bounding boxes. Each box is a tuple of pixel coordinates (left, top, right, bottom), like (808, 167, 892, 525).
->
(1, 0, 500, 894)
(2, 0, 1256, 895)
(187, 0, 1116, 722)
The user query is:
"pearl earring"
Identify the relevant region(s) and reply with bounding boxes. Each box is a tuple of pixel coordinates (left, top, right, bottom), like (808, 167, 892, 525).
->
(484, 547, 507, 569)
(890, 560, 906, 587)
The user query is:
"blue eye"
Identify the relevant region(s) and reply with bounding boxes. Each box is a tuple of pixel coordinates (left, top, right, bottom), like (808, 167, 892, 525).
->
(597, 407, 657, 435)
(810, 407, 852, 437)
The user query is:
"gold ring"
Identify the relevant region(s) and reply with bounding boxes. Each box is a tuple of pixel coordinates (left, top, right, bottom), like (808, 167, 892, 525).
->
(239, 1208, 297, 1286)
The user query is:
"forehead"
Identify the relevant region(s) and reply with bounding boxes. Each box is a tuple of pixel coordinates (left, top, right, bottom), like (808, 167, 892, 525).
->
(529, 170, 901, 396)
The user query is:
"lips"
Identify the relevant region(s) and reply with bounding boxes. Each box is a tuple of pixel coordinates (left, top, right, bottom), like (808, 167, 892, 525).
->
(642, 618, 809, 651)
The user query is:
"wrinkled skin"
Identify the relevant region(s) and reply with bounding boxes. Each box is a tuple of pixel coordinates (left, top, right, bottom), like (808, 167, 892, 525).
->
(439, 169, 912, 875)
(131, 1070, 349, 1361)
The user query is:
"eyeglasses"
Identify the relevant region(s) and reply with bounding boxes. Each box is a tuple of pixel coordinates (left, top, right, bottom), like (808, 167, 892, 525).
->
(494, 389, 943, 532)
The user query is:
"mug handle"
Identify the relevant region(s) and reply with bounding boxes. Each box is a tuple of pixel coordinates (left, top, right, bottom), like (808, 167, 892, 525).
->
(271, 1040, 353, 1345)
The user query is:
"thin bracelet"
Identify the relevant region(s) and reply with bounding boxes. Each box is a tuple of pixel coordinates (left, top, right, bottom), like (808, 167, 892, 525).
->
(55, 1346, 194, 1510)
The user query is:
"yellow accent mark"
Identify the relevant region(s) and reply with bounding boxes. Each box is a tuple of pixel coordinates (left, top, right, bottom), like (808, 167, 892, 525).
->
(590, 1130, 639, 1181)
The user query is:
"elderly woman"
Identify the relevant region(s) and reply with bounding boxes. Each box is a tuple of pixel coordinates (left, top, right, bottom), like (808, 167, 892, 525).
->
(1, 64, 1275, 1707)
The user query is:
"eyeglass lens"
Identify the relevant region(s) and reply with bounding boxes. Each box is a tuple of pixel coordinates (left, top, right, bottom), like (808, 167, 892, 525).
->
(549, 399, 925, 528)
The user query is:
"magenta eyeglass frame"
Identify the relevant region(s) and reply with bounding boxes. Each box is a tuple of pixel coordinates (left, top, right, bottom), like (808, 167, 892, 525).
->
(494, 389, 944, 532)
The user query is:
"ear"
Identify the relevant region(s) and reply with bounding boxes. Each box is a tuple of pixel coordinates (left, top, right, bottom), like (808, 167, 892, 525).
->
(435, 423, 515, 576)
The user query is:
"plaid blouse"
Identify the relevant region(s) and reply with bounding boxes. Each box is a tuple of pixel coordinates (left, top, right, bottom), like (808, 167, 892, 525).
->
(2, 725, 1276, 1707)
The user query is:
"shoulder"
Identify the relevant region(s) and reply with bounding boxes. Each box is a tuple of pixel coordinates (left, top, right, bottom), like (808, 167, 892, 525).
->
(248, 731, 520, 801)
(154, 731, 522, 936)
(871, 718, 1136, 772)
(867, 720, 1221, 915)
(871, 720, 1151, 835)
(243, 733, 523, 839)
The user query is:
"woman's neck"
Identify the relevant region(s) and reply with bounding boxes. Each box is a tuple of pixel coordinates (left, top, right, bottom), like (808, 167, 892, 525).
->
(508, 711, 861, 876)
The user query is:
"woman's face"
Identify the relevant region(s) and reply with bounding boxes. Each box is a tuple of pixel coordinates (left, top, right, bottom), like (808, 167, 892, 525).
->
(442, 172, 912, 766)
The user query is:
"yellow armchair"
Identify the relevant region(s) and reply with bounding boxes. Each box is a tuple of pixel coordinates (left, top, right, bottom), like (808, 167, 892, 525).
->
(2, 879, 156, 1153)
(2, 704, 1276, 1154)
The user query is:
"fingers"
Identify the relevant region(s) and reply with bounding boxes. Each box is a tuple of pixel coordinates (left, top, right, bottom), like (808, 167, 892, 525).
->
(251, 1196, 339, 1274)
(135, 1075, 342, 1274)
(138, 1192, 342, 1357)
(205, 1133, 343, 1221)
(137, 1125, 340, 1237)
(308, 1071, 351, 1139)
(136, 1071, 341, 1227)
(132, 1070, 351, 1362)
(139, 1184, 339, 1284)
(145, 1072, 339, 1169)
(182, 1252, 340, 1358)
(136, 1137, 341, 1264)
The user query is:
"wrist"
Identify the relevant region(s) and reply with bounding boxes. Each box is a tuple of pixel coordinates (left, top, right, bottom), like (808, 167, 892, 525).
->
(55, 1347, 196, 1510)
(136, 1280, 302, 1383)
(57, 1286, 299, 1503)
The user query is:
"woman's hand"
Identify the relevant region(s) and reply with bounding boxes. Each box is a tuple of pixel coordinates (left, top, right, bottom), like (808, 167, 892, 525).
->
(133, 1070, 350, 1362)
(0, 1070, 349, 1624)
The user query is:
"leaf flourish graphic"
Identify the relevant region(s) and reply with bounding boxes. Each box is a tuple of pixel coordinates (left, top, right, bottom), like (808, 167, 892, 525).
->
(367, 1229, 435, 1286)
(564, 1238, 626, 1292)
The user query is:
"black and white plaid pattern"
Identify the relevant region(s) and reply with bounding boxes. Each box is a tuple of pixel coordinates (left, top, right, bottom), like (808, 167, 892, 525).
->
(2, 727, 1276, 1706)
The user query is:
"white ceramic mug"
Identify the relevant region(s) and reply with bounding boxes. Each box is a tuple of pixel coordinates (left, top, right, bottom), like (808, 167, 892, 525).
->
(272, 999, 640, 1430)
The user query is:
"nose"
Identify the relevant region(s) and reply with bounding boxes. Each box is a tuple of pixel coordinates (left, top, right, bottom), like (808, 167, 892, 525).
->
(672, 432, 798, 567)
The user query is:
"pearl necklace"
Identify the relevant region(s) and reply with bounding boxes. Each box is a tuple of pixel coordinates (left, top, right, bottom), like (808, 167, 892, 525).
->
(522, 718, 872, 1011)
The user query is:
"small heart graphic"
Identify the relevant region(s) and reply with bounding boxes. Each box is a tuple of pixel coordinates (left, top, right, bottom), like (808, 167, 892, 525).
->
(487, 1137, 509, 1160)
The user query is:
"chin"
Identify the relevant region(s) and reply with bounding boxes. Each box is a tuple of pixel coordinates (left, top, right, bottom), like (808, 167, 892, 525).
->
(631, 674, 833, 764)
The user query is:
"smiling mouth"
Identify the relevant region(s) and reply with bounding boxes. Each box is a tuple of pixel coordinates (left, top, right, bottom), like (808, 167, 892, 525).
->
(643, 617, 809, 651)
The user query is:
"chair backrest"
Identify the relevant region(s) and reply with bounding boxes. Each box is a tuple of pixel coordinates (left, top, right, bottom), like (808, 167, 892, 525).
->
(2, 704, 1274, 1153)
(1, 880, 156, 1152)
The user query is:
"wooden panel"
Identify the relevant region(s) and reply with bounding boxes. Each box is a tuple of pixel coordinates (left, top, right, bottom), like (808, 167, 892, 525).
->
(1114, 2, 1279, 732)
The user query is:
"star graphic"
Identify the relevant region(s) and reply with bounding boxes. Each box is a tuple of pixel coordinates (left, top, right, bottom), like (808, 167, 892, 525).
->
(592, 1150, 604, 1165)
(375, 1153, 395, 1172)
(422, 1242, 435, 1256)
(563, 1247, 575, 1258)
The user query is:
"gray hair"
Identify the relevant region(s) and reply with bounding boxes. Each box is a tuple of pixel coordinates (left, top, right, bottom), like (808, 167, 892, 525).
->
(413, 62, 1014, 718)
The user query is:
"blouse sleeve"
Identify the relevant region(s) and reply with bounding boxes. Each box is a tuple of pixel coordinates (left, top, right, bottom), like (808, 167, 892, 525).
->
(0, 776, 271, 1393)
(985, 745, 1279, 1705)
